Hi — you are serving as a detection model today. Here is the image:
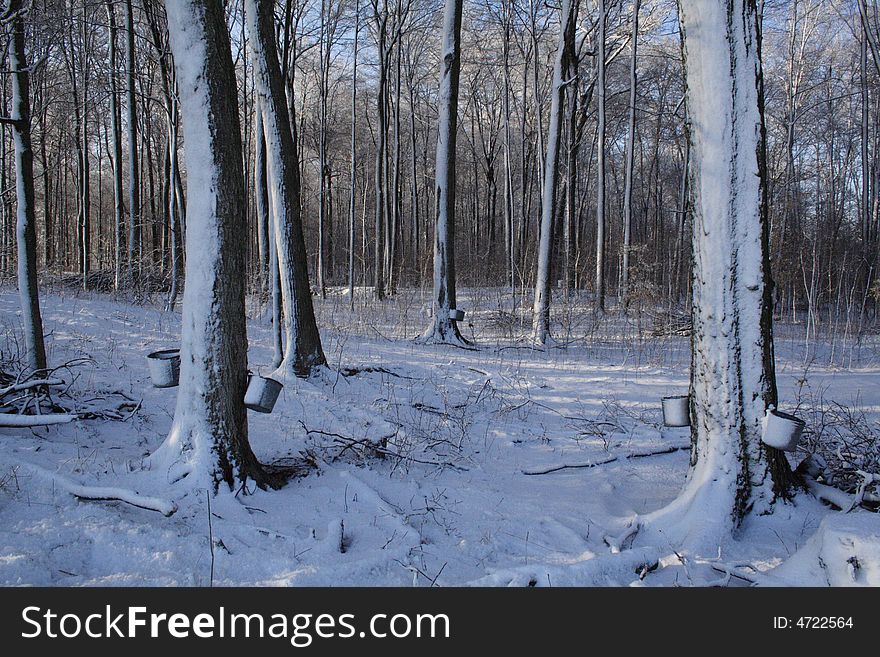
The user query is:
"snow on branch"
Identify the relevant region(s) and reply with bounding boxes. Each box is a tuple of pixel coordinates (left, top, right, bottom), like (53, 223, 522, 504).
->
(15, 461, 177, 516)
(0, 413, 76, 427)
(0, 378, 64, 396)
(804, 475, 869, 513)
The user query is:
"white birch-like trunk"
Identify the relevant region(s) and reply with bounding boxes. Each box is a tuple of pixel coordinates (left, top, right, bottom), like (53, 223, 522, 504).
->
(422, 0, 466, 345)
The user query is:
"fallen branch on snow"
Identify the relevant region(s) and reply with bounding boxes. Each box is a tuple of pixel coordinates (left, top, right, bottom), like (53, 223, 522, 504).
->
(0, 413, 76, 427)
(0, 378, 64, 397)
(803, 474, 873, 512)
(522, 443, 689, 476)
(15, 462, 177, 516)
(300, 423, 469, 472)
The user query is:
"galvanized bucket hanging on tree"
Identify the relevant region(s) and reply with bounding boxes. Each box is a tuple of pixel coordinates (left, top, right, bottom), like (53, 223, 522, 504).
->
(146, 349, 181, 388)
(661, 395, 690, 427)
(761, 409, 805, 452)
(244, 375, 284, 413)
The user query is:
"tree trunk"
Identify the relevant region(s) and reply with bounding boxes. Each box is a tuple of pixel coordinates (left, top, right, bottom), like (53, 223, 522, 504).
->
(595, 0, 607, 314)
(246, 0, 326, 376)
(532, 0, 577, 344)
(348, 2, 359, 309)
(373, 16, 388, 301)
(165, 93, 180, 311)
(620, 0, 640, 310)
(648, 0, 796, 546)
(124, 0, 140, 285)
(252, 104, 270, 297)
(154, 0, 270, 491)
(423, 0, 466, 344)
(106, 0, 125, 291)
(502, 0, 515, 298)
(80, 0, 91, 290)
(6, 0, 47, 373)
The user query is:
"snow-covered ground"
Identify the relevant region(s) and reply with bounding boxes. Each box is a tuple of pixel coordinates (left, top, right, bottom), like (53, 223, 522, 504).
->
(0, 286, 877, 586)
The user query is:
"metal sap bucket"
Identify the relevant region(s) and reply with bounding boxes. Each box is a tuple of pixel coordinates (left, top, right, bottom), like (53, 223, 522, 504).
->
(662, 395, 690, 427)
(147, 349, 181, 388)
(449, 308, 465, 322)
(244, 375, 284, 413)
(762, 409, 805, 452)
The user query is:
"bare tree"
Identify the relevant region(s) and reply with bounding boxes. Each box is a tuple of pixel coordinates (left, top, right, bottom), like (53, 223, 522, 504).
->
(348, 0, 359, 309)
(152, 0, 271, 491)
(646, 0, 795, 546)
(124, 0, 140, 285)
(422, 0, 466, 344)
(2, 0, 47, 373)
(246, 0, 326, 376)
(620, 0, 639, 310)
(533, 0, 577, 344)
(106, 0, 125, 291)
(595, 0, 607, 314)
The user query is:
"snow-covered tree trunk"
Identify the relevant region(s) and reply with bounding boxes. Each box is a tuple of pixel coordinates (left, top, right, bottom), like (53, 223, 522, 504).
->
(620, 0, 640, 310)
(153, 0, 269, 491)
(423, 0, 466, 345)
(532, 0, 576, 345)
(246, 0, 326, 376)
(5, 0, 47, 373)
(646, 0, 795, 545)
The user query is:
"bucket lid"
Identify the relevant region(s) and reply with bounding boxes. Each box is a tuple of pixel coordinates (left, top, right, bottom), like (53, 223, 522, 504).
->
(147, 348, 180, 360)
(769, 409, 805, 425)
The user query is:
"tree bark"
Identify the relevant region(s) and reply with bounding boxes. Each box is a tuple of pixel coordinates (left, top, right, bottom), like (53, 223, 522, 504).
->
(348, 2, 359, 309)
(155, 0, 270, 491)
(423, 0, 466, 344)
(652, 0, 795, 543)
(532, 0, 577, 344)
(6, 0, 47, 373)
(124, 0, 140, 285)
(106, 0, 125, 291)
(595, 0, 607, 314)
(620, 0, 640, 310)
(246, 0, 326, 376)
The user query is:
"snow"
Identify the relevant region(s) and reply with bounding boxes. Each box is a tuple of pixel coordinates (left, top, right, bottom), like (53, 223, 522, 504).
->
(0, 288, 878, 586)
(767, 513, 880, 586)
